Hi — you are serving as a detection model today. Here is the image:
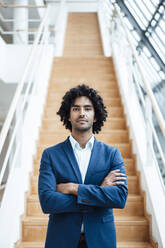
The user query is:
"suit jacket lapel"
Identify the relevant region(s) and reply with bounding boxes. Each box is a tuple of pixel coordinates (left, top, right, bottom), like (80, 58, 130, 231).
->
(62, 137, 83, 184)
(84, 138, 100, 184)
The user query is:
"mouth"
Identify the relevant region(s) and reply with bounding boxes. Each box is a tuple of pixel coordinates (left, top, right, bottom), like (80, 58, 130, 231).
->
(77, 119, 87, 123)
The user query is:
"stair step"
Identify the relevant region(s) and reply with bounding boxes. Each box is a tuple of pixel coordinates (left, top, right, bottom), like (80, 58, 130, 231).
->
(49, 79, 118, 87)
(30, 175, 139, 195)
(15, 241, 153, 248)
(27, 194, 144, 217)
(53, 57, 112, 64)
(50, 74, 116, 81)
(117, 242, 153, 248)
(39, 130, 129, 144)
(52, 66, 115, 73)
(22, 216, 149, 242)
(46, 97, 121, 107)
(47, 88, 120, 98)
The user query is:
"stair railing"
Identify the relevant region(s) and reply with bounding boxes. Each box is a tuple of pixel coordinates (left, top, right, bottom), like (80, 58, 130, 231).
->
(112, 4, 165, 182)
(0, 5, 53, 247)
(0, 12, 41, 22)
(0, 10, 43, 43)
(100, 0, 165, 184)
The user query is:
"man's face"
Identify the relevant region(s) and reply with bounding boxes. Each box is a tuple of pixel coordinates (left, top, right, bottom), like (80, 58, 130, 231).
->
(69, 96, 96, 133)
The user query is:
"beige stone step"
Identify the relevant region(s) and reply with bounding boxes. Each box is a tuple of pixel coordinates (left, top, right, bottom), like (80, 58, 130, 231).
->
(47, 88, 119, 98)
(15, 242, 43, 248)
(117, 242, 153, 248)
(39, 130, 129, 144)
(46, 98, 121, 108)
(53, 57, 113, 64)
(48, 78, 117, 87)
(50, 73, 116, 81)
(51, 64, 114, 72)
(15, 241, 153, 248)
(27, 194, 144, 217)
(21, 216, 149, 242)
(52, 64, 115, 71)
(47, 84, 118, 94)
(30, 175, 138, 195)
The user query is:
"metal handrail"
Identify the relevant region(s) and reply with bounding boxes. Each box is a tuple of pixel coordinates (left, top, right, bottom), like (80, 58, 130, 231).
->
(0, 13, 40, 22)
(0, 8, 50, 185)
(0, 26, 55, 34)
(0, 0, 46, 8)
(113, 4, 165, 138)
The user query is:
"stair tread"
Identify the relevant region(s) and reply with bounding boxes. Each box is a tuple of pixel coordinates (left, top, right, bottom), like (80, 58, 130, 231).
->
(117, 242, 153, 248)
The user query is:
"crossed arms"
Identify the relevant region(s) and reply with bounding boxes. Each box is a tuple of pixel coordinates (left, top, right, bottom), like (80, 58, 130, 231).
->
(38, 148, 128, 214)
(57, 169, 126, 195)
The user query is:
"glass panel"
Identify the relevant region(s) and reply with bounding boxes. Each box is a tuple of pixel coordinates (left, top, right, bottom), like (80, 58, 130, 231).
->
(125, 1, 147, 29)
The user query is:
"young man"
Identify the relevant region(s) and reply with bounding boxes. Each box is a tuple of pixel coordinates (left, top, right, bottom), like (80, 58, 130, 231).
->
(38, 84, 128, 248)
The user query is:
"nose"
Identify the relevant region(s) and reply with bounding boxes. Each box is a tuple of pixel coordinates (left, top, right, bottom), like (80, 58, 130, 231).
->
(79, 107, 85, 117)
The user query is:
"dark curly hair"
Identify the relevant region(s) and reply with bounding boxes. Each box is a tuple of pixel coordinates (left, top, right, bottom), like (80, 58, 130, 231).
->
(57, 84, 108, 134)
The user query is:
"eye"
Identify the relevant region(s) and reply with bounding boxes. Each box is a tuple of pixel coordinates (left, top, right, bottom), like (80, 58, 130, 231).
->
(85, 107, 92, 111)
(73, 107, 79, 111)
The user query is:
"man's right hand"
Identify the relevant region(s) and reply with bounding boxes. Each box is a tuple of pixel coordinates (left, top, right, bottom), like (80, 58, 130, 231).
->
(101, 169, 126, 186)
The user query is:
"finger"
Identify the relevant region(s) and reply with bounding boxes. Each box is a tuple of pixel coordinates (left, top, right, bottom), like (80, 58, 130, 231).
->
(110, 169, 120, 173)
(115, 173, 126, 176)
(114, 181, 125, 185)
(115, 176, 126, 180)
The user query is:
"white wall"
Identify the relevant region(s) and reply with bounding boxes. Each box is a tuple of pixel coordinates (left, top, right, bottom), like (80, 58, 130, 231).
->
(67, 0, 98, 12)
(0, 45, 32, 82)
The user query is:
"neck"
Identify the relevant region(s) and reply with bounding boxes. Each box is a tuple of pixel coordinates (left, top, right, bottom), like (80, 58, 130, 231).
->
(71, 130, 93, 148)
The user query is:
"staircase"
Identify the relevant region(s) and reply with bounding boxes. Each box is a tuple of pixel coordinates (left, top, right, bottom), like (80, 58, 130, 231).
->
(15, 13, 156, 248)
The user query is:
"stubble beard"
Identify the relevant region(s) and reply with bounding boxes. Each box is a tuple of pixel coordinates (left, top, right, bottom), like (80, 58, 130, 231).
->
(74, 122, 93, 133)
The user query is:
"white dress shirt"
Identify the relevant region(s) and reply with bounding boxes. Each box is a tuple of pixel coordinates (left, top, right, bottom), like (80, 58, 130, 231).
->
(69, 134, 94, 183)
(69, 134, 94, 233)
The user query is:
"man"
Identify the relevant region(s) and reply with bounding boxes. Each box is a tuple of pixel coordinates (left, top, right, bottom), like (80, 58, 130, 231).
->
(38, 84, 128, 248)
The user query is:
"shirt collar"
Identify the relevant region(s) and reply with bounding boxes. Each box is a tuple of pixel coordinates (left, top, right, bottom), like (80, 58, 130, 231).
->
(69, 134, 94, 151)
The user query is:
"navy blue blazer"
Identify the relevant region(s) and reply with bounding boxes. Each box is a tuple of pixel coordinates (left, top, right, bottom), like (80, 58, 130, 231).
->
(38, 137, 128, 248)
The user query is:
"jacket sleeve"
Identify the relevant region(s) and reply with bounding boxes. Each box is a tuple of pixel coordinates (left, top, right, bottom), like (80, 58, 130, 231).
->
(77, 148, 128, 209)
(38, 149, 91, 214)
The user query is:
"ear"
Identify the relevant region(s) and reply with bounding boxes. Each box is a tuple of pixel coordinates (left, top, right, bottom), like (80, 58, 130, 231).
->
(94, 117, 97, 123)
